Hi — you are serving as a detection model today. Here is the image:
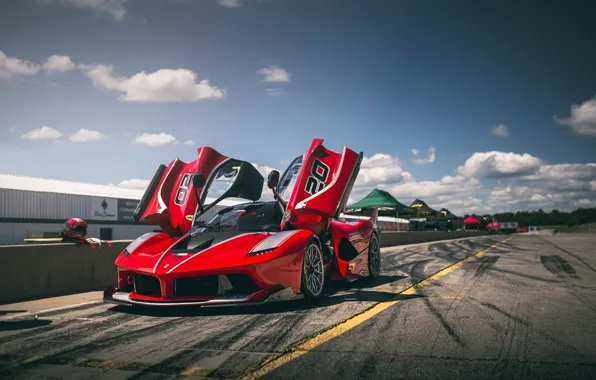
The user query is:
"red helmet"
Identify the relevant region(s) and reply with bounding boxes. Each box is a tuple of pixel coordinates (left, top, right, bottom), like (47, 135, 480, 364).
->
(61, 218, 88, 243)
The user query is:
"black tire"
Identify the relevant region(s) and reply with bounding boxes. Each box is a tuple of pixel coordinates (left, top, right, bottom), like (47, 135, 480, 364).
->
(368, 233, 381, 279)
(301, 240, 325, 301)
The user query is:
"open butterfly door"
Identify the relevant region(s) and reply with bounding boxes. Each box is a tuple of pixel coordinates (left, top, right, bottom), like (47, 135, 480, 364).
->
(132, 147, 231, 237)
(282, 138, 363, 234)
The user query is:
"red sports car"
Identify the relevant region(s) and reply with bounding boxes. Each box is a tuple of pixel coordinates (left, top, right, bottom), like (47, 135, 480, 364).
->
(103, 138, 381, 307)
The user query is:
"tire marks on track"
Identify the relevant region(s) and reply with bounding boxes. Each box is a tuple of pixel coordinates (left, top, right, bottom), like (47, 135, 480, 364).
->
(474, 256, 500, 278)
(0, 313, 185, 376)
(121, 312, 300, 380)
(0, 308, 118, 346)
(541, 237, 596, 274)
(540, 255, 579, 279)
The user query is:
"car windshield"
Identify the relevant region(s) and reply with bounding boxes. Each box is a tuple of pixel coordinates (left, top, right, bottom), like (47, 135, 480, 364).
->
(277, 155, 303, 203)
(197, 202, 282, 232)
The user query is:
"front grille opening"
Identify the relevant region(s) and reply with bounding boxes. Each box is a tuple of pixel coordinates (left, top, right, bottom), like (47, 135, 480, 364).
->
(174, 274, 260, 298)
(175, 275, 219, 297)
(134, 275, 161, 297)
(226, 274, 260, 295)
(122, 282, 134, 293)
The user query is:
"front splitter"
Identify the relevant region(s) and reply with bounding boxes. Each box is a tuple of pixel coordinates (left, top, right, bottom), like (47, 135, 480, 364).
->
(103, 287, 300, 308)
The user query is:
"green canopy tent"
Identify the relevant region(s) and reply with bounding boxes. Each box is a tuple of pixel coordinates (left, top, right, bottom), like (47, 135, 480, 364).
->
(345, 189, 415, 217)
(344, 189, 414, 231)
(439, 208, 456, 217)
(410, 199, 437, 216)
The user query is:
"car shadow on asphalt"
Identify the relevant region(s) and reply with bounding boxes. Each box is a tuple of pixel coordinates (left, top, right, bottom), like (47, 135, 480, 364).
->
(0, 310, 27, 316)
(0, 319, 52, 331)
(106, 274, 420, 317)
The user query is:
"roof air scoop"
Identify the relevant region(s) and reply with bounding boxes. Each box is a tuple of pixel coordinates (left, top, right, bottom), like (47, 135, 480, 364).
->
(170, 235, 216, 254)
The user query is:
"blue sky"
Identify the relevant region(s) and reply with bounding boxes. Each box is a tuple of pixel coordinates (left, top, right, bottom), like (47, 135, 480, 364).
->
(1, 0, 595, 214)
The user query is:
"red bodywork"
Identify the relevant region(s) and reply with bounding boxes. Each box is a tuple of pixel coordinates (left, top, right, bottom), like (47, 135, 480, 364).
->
(104, 139, 379, 307)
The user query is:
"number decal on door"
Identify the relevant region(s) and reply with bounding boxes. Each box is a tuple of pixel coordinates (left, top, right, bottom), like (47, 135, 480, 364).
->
(174, 174, 191, 206)
(305, 159, 330, 195)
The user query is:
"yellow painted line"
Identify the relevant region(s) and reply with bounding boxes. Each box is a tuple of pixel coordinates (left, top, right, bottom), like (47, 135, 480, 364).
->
(239, 237, 512, 380)
(180, 367, 214, 376)
(21, 356, 43, 363)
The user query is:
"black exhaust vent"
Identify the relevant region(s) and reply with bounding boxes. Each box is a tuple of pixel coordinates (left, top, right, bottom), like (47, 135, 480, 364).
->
(338, 237, 359, 261)
(134, 275, 161, 297)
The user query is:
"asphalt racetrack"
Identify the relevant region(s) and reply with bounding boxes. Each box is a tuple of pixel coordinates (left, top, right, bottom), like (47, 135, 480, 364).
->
(1, 233, 596, 379)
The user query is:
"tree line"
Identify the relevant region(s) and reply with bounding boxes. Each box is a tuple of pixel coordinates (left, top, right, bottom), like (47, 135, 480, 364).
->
(464, 207, 596, 227)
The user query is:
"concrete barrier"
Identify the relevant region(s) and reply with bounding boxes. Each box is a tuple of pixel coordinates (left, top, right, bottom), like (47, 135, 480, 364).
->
(559, 223, 596, 233)
(0, 241, 130, 304)
(379, 230, 493, 247)
(0, 231, 495, 304)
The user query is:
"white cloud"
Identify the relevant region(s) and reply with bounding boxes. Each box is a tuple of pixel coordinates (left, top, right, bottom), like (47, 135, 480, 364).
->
(0, 50, 40, 80)
(377, 175, 484, 211)
(132, 133, 177, 147)
(521, 163, 596, 182)
(554, 96, 596, 137)
(183, 140, 195, 146)
(21, 126, 62, 141)
(412, 147, 436, 164)
(429, 196, 491, 215)
(100, 149, 596, 216)
(43, 55, 76, 72)
(347, 153, 485, 214)
(486, 161, 596, 212)
(70, 128, 106, 142)
(410, 148, 419, 156)
(280, 159, 289, 166)
(491, 124, 509, 137)
(116, 178, 150, 190)
(258, 66, 291, 83)
(266, 88, 285, 97)
(457, 151, 543, 179)
(84, 64, 225, 102)
(44, 0, 128, 22)
(218, 0, 242, 7)
(355, 154, 412, 190)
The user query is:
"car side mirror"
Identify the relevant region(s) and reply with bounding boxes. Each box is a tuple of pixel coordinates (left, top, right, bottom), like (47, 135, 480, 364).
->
(267, 170, 280, 189)
(192, 172, 206, 189)
(191, 172, 206, 216)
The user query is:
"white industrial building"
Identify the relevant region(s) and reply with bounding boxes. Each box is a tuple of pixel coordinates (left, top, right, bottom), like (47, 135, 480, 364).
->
(0, 173, 243, 245)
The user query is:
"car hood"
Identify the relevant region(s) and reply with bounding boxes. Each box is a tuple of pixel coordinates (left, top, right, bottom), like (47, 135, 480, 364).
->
(115, 230, 300, 275)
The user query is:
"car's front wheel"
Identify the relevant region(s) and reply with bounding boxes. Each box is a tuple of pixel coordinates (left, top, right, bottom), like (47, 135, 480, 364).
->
(301, 240, 325, 301)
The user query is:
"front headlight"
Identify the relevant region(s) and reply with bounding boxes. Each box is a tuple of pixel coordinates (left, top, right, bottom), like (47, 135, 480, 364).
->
(124, 232, 160, 256)
(247, 248, 276, 257)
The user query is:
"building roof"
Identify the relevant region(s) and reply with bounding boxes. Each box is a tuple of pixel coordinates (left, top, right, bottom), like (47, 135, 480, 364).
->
(0, 173, 253, 207)
(346, 189, 414, 213)
(0, 173, 145, 199)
